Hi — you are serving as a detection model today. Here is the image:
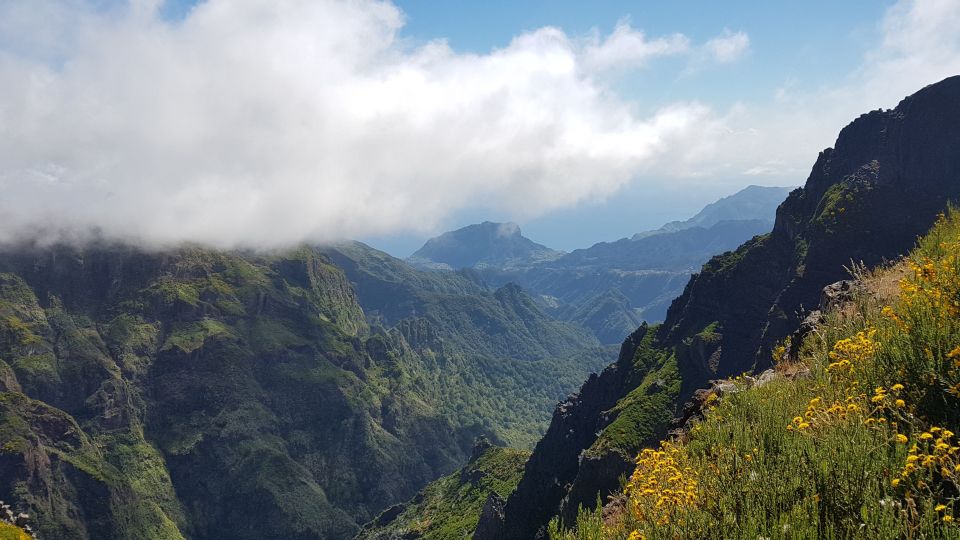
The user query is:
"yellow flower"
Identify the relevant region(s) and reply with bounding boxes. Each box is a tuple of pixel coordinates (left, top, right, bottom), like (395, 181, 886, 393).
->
(896, 434, 909, 444)
(921, 432, 934, 440)
(891, 383, 905, 392)
(945, 515, 954, 523)
(891, 478, 900, 487)
(895, 399, 906, 408)
(937, 504, 948, 512)
(798, 422, 810, 430)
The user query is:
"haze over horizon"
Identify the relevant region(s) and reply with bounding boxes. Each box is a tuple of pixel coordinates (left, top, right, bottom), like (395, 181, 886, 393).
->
(1, 0, 958, 253)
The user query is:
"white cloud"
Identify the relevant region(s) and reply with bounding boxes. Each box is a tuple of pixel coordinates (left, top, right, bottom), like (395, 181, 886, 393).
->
(580, 19, 690, 72)
(704, 29, 749, 63)
(654, 0, 960, 187)
(1, 0, 957, 250)
(0, 0, 731, 249)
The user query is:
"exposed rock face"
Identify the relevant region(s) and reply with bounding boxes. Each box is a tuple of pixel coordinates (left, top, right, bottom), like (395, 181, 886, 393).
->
(356, 444, 529, 540)
(473, 494, 506, 540)
(489, 75, 960, 538)
(665, 75, 960, 382)
(479, 326, 655, 539)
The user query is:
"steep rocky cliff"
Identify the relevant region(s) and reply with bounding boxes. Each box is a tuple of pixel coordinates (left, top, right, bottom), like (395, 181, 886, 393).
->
(355, 440, 529, 540)
(481, 75, 960, 539)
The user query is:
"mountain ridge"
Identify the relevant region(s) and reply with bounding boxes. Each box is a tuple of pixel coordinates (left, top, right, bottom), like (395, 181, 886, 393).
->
(477, 74, 960, 539)
(405, 186, 791, 345)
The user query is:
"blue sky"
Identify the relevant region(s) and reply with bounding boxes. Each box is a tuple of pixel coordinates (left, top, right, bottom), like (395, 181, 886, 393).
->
(1, 0, 956, 252)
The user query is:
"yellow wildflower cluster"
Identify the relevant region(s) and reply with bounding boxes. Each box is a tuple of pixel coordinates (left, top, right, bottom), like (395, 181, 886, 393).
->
(788, 393, 869, 433)
(895, 426, 960, 523)
(827, 329, 877, 376)
(881, 305, 906, 330)
(625, 442, 698, 528)
(899, 254, 960, 318)
(869, 384, 906, 410)
(947, 346, 960, 396)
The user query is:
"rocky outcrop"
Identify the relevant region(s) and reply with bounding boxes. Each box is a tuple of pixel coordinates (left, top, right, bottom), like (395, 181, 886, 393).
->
(0, 500, 36, 539)
(473, 493, 506, 540)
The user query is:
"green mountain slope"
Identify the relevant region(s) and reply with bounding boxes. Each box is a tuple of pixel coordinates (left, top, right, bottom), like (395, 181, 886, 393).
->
(0, 243, 611, 539)
(553, 207, 960, 539)
(356, 441, 529, 540)
(322, 241, 614, 447)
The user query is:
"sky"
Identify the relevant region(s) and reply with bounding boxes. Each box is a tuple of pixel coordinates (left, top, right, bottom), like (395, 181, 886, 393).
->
(1, 0, 958, 256)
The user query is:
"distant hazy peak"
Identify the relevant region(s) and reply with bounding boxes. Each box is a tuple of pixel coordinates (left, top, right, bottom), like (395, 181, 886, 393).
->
(407, 221, 563, 270)
(635, 184, 794, 239)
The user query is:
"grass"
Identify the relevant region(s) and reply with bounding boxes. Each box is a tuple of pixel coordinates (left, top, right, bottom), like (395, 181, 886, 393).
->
(357, 446, 530, 540)
(551, 209, 960, 539)
(161, 318, 237, 353)
(587, 330, 680, 458)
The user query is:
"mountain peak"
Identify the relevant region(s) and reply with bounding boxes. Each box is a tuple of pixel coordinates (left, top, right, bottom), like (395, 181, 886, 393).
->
(407, 221, 563, 270)
(636, 184, 794, 239)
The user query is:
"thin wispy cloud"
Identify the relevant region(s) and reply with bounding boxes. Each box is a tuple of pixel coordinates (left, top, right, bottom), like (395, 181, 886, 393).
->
(704, 30, 750, 63)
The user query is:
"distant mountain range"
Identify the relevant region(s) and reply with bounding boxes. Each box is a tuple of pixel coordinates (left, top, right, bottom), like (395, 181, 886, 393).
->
(407, 185, 794, 344)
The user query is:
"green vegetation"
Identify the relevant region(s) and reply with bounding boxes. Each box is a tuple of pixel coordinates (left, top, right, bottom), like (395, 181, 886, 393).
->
(323, 242, 614, 447)
(550, 210, 960, 539)
(588, 330, 680, 458)
(0, 242, 609, 539)
(357, 445, 530, 540)
(0, 522, 31, 540)
(161, 318, 237, 353)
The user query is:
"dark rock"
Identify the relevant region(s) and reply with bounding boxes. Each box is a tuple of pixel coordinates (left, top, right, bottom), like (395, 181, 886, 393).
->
(473, 493, 507, 540)
(490, 325, 650, 540)
(820, 280, 864, 311)
(470, 436, 494, 462)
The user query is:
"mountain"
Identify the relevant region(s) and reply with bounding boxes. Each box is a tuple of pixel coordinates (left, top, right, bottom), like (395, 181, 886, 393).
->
(407, 187, 790, 346)
(356, 440, 529, 540)
(320, 241, 614, 447)
(552, 209, 960, 538)
(478, 75, 960, 539)
(644, 184, 795, 237)
(407, 222, 563, 270)
(0, 242, 610, 539)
